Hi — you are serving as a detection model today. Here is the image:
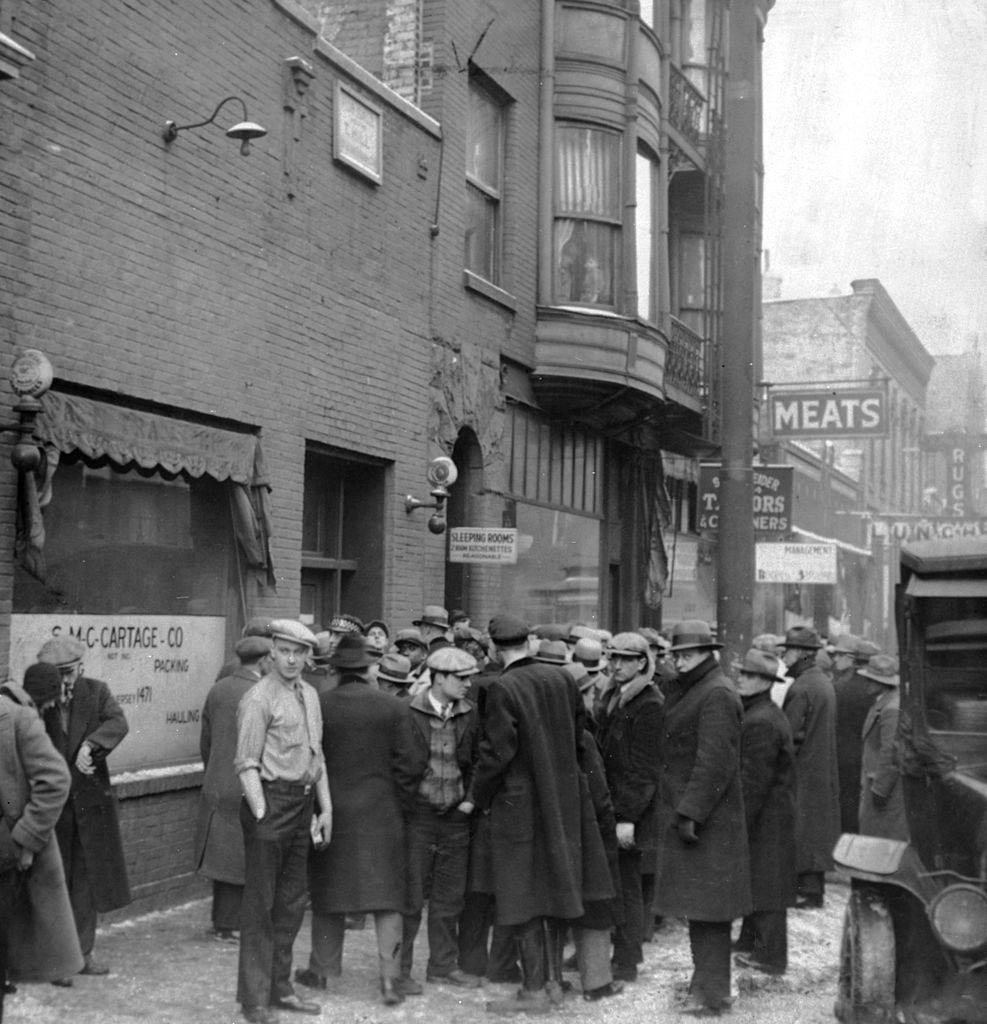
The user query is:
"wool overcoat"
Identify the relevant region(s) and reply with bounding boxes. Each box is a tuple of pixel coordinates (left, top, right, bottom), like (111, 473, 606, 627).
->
(0, 688, 84, 981)
(858, 687, 908, 841)
(833, 666, 872, 833)
(739, 691, 797, 911)
(782, 657, 841, 875)
(309, 677, 418, 915)
(595, 674, 663, 860)
(193, 664, 260, 884)
(653, 657, 752, 922)
(471, 656, 613, 927)
(48, 676, 131, 912)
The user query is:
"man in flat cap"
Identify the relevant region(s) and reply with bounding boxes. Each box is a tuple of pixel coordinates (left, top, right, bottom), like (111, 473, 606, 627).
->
(779, 626, 840, 910)
(473, 614, 613, 1013)
(400, 646, 481, 991)
(653, 621, 750, 1016)
(195, 632, 273, 942)
(235, 619, 333, 1023)
(731, 649, 797, 977)
(595, 632, 661, 983)
(35, 634, 130, 983)
(830, 634, 881, 833)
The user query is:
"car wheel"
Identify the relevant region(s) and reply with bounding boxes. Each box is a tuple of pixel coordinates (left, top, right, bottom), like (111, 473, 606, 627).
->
(834, 887, 896, 1023)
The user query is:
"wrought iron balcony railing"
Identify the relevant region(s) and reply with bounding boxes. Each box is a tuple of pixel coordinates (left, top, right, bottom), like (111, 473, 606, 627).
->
(667, 316, 704, 397)
(669, 65, 705, 150)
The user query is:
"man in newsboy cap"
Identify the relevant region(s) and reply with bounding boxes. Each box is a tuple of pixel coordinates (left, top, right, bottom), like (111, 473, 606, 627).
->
(35, 634, 131, 983)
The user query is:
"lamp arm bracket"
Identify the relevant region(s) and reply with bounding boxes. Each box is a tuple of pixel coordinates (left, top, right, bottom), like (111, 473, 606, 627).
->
(165, 96, 249, 139)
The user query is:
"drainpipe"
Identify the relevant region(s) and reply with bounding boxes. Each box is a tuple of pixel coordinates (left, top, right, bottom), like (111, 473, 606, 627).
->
(538, 0, 555, 306)
(622, 12, 640, 317)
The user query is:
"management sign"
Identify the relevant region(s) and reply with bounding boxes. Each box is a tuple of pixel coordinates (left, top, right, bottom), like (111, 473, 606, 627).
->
(769, 388, 887, 438)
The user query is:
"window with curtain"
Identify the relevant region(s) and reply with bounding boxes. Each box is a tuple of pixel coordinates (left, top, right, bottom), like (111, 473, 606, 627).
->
(553, 124, 622, 307)
(636, 146, 659, 321)
(465, 75, 504, 284)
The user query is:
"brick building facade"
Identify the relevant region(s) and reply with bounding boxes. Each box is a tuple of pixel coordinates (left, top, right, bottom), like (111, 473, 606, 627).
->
(1, 0, 766, 911)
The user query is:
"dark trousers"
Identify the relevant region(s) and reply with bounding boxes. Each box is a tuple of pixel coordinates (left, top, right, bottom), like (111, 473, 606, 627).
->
(64, 826, 97, 957)
(797, 871, 825, 903)
(400, 809, 470, 978)
(236, 784, 313, 1010)
(310, 911, 403, 979)
(736, 910, 788, 970)
(613, 848, 644, 970)
(212, 880, 244, 932)
(514, 916, 565, 993)
(0, 872, 21, 1024)
(458, 892, 519, 979)
(688, 919, 732, 1010)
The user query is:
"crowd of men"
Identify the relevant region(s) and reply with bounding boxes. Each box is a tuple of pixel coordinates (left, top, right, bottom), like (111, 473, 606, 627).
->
(0, 606, 905, 1024)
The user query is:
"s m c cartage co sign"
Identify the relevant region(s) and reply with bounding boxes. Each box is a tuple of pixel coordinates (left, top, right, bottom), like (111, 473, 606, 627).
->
(768, 387, 887, 438)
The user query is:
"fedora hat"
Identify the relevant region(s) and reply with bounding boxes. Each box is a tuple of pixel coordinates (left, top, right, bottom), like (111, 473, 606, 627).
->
(736, 648, 781, 680)
(413, 605, 450, 629)
(329, 633, 374, 670)
(393, 628, 428, 651)
(829, 633, 862, 656)
(376, 652, 412, 684)
(668, 620, 722, 652)
(859, 653, 899, 687)
(782, 625, 823, 651)
(534, 640, 568, 665)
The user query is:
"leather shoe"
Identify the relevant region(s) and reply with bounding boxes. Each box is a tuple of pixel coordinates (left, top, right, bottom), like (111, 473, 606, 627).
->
(428, 968, 483, 988)
(734, 952, 785, 975)
(583, 981, 624, 1002)
(380, 977, 405, 1006)
(679, 994, 724, 1017)
(396, 976, 424, 996)
(51, 977, 74, 988)
(293, 967, 327, 990)
(80, 956, 110, 976)
(272, 992, 320, 1014)
(241, 1007, 277, 1024)
(611, 964, 637, 983)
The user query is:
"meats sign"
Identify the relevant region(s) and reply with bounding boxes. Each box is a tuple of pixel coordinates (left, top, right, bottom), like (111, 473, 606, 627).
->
(768, 387, 887, 438)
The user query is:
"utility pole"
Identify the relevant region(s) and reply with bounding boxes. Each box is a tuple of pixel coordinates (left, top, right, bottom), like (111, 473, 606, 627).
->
(716, 0, 765, 662)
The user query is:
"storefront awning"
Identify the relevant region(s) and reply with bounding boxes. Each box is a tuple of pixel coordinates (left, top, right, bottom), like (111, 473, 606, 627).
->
(37, 390, 265, 486)
(792, 526, 872, 559)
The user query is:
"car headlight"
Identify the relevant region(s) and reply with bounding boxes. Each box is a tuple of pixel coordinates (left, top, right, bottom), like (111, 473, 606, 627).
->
(929, 884, 987, 954)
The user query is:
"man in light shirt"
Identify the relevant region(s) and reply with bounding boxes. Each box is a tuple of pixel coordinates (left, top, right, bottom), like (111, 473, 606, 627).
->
(234, 619, 333, 1024)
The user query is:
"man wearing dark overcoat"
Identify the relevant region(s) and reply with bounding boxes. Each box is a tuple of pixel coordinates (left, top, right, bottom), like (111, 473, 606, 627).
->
(731, 649, 797, 976)
(653, 620, 751, 1017)
(830, 634, 880, 833)
(295, 633, 419, 1006)
(780, 625, 841, 909)
(471, 614, 613, 1014)
(194, 633, 272, 940)
(857, 654, 908, 841)
(1, 670, 83, 1019)
(594, 631, 661, 983)
(35, 635, 131, 980)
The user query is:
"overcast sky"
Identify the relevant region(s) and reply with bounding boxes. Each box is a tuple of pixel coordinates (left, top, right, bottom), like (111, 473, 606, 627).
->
(761, 0, 987, 355)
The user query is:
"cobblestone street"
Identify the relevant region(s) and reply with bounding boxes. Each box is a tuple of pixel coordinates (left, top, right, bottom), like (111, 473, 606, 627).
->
(6, 882, 847, 1024)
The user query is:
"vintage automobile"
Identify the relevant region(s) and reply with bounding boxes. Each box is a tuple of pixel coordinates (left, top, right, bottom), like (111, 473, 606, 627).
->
(833, 536, 987, 1023)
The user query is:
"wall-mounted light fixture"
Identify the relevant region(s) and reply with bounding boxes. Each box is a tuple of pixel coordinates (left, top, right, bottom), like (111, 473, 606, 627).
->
(163, 95, 267, 156)
(405, 456, 458, 534)
(5, 348, 52, 471)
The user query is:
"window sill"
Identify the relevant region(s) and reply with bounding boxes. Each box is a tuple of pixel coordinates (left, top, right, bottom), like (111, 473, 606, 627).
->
(112, 761, 204, 800)
(463, 271, 518, 313)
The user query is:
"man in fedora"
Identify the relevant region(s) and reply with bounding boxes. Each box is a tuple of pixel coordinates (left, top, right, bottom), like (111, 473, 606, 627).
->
(35, 635, 131, 983)
(299, 633, 418, 1006)
(235, 619, 332, 1022)
(653, 620, 750, 1016)
(375, 652, 414, 698)
(731, 649, 797, 977)
(413, 606, 452, 652)
(779, 625, 840, 910)
(857, 654, 907, 841)
(195, 632, 273, 942)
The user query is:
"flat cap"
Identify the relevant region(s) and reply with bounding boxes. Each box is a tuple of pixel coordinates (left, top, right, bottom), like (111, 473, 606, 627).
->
(427, 646, 479, 676)
(488, 614, 531, 646)
(235, 635, 272, 660)
(23, 662, 62, 705)
(267, 619, 318, 649)
(242, 616, 272, 639)
(532, 623, 568, 642)
(609, 632, 651, 658)
(37, 635, 85, 667)
(573, 637, 605, 671)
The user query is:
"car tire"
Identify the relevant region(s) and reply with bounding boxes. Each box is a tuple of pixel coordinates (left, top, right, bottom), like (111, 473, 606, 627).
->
(834, 886, 896, 1024)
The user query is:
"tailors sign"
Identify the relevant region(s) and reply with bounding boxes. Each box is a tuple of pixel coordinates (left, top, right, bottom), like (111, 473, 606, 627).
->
(698, 464, 793, 536)
(768, 387, 888, 439)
